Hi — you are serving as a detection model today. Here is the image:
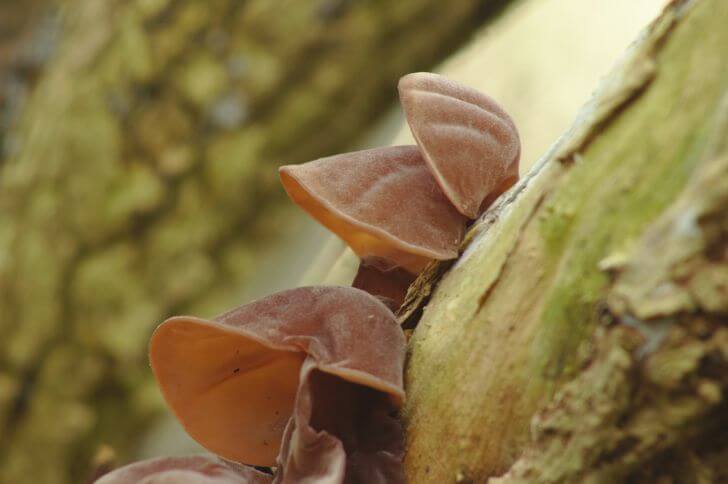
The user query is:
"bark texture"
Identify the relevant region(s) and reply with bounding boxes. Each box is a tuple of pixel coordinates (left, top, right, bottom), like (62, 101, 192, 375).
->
(401, 0, 728, 481)
(0, 1, 512, 482)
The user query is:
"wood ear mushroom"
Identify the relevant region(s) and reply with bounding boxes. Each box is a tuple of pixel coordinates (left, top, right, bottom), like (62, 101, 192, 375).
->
(279, 145, 467, 275)
(399, 72, 521, 219)
(100, 287, 406, 483)
(281, 73, 521, 305)
(95, 72, 520, 484)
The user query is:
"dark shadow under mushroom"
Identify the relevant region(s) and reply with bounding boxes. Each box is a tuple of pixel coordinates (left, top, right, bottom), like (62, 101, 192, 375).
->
(275, 360, 405, 483)
(352, 262, 416, 309)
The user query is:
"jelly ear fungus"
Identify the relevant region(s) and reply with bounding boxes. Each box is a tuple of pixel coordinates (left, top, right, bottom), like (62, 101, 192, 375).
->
(97, 72, 522, 484)
(281, 74, 521, 307)
(279, 144, 472, 307)
(279, 145, 468, 275)
(399, 72, 521, 219)
(149, 286, 406, 483)
(98, 287, 406, 484)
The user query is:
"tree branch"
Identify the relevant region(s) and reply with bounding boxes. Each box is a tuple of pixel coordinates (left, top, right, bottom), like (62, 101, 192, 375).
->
(402, 0, 728, 481)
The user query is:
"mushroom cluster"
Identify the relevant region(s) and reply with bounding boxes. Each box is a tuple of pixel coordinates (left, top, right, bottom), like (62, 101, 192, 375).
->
(100, 286, 406, 484)
(96, 73, 519, 483)
(280, 72, 520, 305)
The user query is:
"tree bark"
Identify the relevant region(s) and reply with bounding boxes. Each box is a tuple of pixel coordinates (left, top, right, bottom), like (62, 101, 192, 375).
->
(401, 0, 728, 481)
(0, 1, 512, 483)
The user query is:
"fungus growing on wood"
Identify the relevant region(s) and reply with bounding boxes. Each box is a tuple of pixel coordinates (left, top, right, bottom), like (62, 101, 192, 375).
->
(96, 455, 272, 483)
(279, 145, 468, 274)
(93, 71, 521, 483)
(399, 72, 521, 219)
(149, 286, 406, 482)
(280, 75, 520, 306)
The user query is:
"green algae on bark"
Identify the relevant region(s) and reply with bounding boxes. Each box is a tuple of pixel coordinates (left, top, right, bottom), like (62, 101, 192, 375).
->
(402, 0, 728, 481)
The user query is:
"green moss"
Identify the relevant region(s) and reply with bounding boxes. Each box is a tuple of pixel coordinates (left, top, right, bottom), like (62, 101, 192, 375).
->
(7, 231, 65, 368)
(174, 51, 227, 108)
(533, 0, 728, 382)
(134, 100, 195, 173)
(105, 162, 165, 224)
(72, 244, 162, 362)
(204, 130, 263, 204)
(134, 0, 172, 20)
(404, 2, 728, 481)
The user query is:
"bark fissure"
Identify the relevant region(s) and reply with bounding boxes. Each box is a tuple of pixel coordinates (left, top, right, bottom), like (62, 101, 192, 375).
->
(475, 192, 547, 314)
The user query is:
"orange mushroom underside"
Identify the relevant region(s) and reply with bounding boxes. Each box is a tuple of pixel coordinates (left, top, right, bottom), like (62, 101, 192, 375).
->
(149, 286, 406, 481)
(151, 319, 304, 465)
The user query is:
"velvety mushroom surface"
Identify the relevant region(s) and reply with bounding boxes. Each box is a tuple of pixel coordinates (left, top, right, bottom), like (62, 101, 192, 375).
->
(399, 72, 521, 219)
(279, 145, 467, 273)
(149, 286, 406, 483)
(96, 455, 272, 484)
(94, 71, 522, 483)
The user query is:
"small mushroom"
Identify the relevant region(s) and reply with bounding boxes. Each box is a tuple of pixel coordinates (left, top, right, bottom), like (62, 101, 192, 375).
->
(150, 286, 406, 482)
(399, 72, 521, 219)
(96, 455, 272, 483)
(279, 145, 468, 274)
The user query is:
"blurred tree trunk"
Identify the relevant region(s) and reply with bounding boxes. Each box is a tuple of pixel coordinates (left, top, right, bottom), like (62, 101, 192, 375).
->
(0, 0, 513, 482)
(401, 0, 728, 481)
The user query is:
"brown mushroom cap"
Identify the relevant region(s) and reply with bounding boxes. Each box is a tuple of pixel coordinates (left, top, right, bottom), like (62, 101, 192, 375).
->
(95, 455, 272, 483)
(279, 145, 467, 274)
(399, 72, 521, 219)
(150, 286, 405, 469)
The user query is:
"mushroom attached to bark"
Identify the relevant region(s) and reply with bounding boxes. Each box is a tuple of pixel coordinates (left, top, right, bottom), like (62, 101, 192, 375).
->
(399, 72, 521, 219)
(150, 286, 406, 483)
(279, 145, 468, 275)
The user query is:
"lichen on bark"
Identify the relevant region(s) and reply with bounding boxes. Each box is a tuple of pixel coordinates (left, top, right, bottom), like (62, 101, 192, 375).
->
(493, 142, 728, 484)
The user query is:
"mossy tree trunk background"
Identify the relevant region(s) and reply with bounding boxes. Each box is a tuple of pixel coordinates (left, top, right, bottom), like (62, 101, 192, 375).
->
(401, 0, 728, 481)
(0, 1, 513, 482)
